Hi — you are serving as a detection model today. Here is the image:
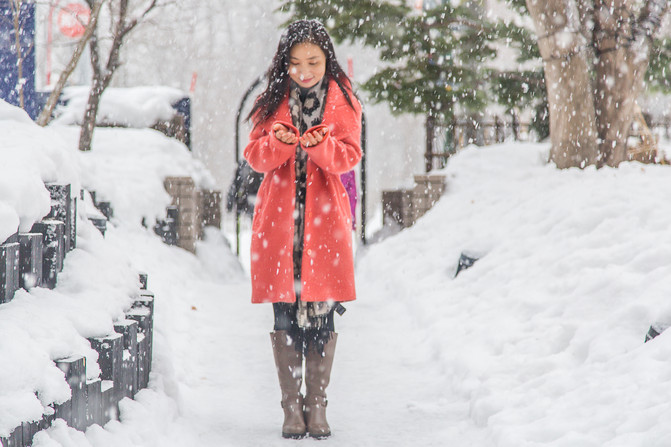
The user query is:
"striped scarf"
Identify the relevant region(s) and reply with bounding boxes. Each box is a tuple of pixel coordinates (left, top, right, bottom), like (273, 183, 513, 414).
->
(288, 78, 332, 329)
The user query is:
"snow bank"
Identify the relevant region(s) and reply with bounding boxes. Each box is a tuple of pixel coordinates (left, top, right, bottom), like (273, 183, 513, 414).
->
(0, 99, 216, 437)
(53, 86, 187, 128)
(0, 100, 78, 242)
(56, 127, 215, 226)
(36, 140, 670, 447)
(6, 86, 671, 446)
(357, 142, 671, 445)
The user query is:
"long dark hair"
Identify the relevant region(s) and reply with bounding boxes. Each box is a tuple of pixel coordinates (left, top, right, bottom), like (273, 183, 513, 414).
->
(247, 20, 355, 126)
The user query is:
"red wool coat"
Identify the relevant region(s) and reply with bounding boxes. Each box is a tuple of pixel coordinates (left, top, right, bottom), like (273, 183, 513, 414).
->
(244, 79, 362, 304)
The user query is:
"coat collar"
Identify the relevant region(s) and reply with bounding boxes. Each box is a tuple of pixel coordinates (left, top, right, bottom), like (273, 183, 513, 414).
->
(274, 78, 350, 125)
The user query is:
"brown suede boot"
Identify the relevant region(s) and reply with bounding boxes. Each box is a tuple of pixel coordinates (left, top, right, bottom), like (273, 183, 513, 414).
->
(304, 333, 337, 439)
(270, 331, 307, 439)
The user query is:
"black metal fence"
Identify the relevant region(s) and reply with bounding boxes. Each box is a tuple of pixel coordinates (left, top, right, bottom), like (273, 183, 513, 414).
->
(424, 113, 671, 172)
(0, 185, 155, 447)
(424, 114, 531, 172)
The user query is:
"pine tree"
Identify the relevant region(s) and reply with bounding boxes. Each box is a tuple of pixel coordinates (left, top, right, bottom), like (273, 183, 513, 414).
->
(280, 0, 670, 156)
(488, 17, 547, 139)
(279, 0, 497, 123)
(647, 38, 671, 93)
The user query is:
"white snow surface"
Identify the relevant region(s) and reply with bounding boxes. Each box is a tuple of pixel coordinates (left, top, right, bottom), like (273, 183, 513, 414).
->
(53, 86, 187, 128)
(57, 126, 216, 225)
(3, 104, 671, 446)
(0, 101, 78, 240)
(0, 100, 214, 439)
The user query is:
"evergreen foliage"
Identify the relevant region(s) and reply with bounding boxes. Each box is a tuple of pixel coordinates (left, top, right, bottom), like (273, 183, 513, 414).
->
(279, 0, 668, 143)
(279, 0, 516, 123)
(646, 38, 671, 93)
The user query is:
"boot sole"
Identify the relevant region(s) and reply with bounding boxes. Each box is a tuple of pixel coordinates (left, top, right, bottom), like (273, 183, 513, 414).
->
(282, 432, 307, 439)
(309, 432, 331, 440)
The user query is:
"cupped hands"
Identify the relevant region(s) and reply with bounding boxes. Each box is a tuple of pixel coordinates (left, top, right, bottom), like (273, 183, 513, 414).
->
(273, 123, 327, 147)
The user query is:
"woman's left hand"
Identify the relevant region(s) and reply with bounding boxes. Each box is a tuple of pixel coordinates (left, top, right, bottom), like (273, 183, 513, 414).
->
(299, 128, 327, 148)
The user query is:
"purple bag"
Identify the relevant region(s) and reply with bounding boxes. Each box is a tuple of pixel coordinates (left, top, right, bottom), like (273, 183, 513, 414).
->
(340, 170, 357, 229)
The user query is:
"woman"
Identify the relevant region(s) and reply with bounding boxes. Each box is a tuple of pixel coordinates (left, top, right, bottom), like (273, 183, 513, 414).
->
(244, 20, 362, 439)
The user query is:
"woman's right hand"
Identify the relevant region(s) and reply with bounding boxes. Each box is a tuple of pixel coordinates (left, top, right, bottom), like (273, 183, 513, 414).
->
(273, 123, 298, 145)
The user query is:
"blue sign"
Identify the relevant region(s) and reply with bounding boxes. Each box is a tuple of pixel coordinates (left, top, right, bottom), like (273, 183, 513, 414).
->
(0, 0, 38, 119)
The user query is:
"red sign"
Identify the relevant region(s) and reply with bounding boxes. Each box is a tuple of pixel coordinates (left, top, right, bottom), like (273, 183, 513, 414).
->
(189, 72, 198, 93)
(57, 3, 91, 38)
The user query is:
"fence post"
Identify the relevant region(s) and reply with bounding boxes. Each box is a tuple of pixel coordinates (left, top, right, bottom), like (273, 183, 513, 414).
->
(512, 110, 520, 141)
(425, 114, 435, 173)
(86, 378, 103, 428)
(89, 334, 124, 416)
(453, 118, 459, 150)
(113, 320, 139, 400)
(55, 356, 87, 431)
(495, 115, 503, 143)
(466, 116, 477, 145)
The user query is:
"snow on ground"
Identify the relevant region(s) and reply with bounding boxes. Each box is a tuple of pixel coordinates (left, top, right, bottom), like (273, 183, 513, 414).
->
(61, 126, 215, 225)
(0, 100, 213, 439)
(4, 103, 671, 446)
(355, 143, 671, 446)
(0, 102, 78, 240)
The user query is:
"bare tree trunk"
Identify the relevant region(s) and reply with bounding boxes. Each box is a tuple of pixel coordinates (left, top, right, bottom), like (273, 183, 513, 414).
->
(526, 0, 599, 168)
(78, 37, 122, 151)
(78, 78, 103, 151)
(77, 0, 160, 151)
(37, 0, 104, 127)
(79, 19, 105, 152)
(594, 51, 647, 167)
(593, 0, 668, 167)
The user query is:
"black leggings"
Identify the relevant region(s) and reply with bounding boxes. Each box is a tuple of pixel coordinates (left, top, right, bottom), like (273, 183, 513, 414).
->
(273, 302, 335, 332)
(273, 303, 335, 354)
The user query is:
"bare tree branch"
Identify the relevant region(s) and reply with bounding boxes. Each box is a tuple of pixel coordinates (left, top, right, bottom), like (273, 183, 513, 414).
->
(90, 24, 102, 75)
(120, 0, 159, 39)
(37, 0, 105, 126)
(78, 0, 163, 151)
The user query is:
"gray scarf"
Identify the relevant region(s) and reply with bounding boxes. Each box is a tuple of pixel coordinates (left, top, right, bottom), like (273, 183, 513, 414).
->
(288, 78, 332, 329)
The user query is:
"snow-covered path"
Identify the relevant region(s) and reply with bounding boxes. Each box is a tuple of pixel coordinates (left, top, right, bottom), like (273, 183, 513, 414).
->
(32, 142, 671, 447)
(57, 226, 482, 447)
(124, 240, 487, 446)
(333, 282, 486, 446)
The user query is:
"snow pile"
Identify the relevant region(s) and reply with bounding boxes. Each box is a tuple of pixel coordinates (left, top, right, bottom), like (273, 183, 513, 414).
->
(5, 102, 671, 446)
(0, 99, 216, 439)
(0, 224, 140, 435)
(56, 127, 216, 225)
(54, 86, 187, 128)
(28, 140, 671, 447)
(356, 142, 671, 445)
(0, 99, 34, 123)
(0, 100, 78, 242)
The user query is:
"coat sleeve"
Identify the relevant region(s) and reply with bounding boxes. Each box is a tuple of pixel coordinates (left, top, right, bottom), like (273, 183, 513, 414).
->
(243, 120, 299, 173)
(303, 100, 362, 175)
